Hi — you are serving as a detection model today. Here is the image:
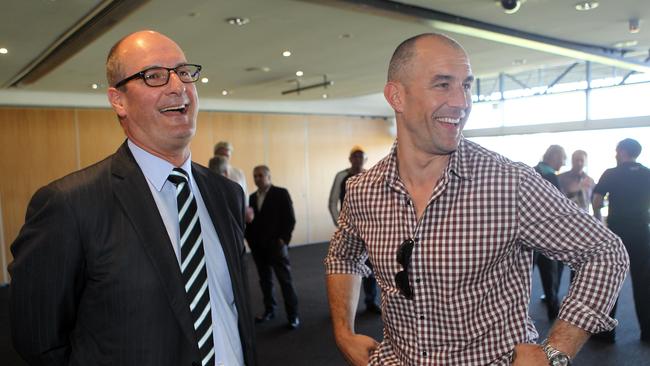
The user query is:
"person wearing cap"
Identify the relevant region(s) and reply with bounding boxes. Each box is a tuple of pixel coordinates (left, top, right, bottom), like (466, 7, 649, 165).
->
(328, 146, 381, 314)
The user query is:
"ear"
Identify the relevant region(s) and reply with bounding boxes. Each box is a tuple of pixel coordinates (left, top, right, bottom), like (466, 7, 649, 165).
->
(384, 81, 404, 113)
(107, 87, 127, 119)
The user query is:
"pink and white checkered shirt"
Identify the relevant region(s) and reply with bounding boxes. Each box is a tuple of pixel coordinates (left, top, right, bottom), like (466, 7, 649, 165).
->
(325, 138, 628, 366)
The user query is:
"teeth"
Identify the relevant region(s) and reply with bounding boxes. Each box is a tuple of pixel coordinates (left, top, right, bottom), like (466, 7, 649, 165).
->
(436, 117, 460, 124)
(160, 105, 185, 112)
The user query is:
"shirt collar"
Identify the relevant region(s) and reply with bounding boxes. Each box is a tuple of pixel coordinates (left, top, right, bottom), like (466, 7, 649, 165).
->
(127, 140, 193, 191)
(381, 137, 473, 187)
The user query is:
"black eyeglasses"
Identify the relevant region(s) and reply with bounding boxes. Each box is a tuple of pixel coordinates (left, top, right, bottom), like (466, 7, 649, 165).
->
(395, 239, 415, 299)
(114, 63, 202, 88)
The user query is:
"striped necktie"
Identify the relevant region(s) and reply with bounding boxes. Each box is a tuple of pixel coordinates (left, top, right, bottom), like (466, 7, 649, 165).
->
(168, 168, 215, 366)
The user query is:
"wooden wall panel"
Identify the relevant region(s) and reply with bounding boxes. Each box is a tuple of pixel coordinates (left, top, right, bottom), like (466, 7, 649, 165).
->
(0, 107, 393, 281)
(0, 108, 78, 279)
(306, 116, 394, 244)
(211, 112, 266, 195)
(265, 114, 309, 244)
(190, 111, 215, 168)
(77, 109, 125, 168)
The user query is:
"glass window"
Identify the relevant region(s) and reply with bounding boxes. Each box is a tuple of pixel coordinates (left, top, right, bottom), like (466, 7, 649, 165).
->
(589, 82, 650, 120)
(503, 91, 586, 126)
(465, 101, 503, 130)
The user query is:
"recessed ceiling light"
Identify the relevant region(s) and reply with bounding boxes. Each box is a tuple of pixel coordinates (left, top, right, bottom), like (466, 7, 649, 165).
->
(201, 77, 209, 83)
(296, 71, 304, 77)
(225, 17, 249, 26)
(0, 48, 8, 54)
(91, 83, 99, 89)
(575, 1, 599, 11)
(221, 90, 229, 96)
(322, 93, 328, 99)
(282, 50, 292, 57)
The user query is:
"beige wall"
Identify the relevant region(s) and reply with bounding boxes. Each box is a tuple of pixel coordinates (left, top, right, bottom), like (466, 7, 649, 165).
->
(0, 107, 394, 282)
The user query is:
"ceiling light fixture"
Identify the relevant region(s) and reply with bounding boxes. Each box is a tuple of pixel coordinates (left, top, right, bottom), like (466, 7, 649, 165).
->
(282, 75, 333, 96)
(201, 77, 209, 83)
(429, 20, 650, 73)
(613, 40, 638, 49)
(91, 83, 99, 89)
(629, 18, 640, 34)
(296, 70, 304, 77)
(499, 0, 521, 14)
(322, 93, 328, 99)
(225, 17, 249, 26)
(0, 48, 7, 54)
(575, 1, 599, 11)
(282, 50, 291, 57)
(221, 90, 229, 96)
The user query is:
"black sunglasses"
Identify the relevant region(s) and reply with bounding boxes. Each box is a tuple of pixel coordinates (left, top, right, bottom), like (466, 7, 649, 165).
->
(114, 63, 202, 88)
(395, 239, 415, 299)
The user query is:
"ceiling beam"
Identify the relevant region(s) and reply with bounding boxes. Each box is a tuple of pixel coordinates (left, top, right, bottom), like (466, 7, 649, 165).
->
(6, 0, 150, 88)
(306, 0, 650, 74)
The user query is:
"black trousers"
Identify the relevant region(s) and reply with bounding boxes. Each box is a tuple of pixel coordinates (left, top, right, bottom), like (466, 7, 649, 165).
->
(607, 221, 650, 338)
(535, 253, 564, 320)
(251, 242, 299, 318)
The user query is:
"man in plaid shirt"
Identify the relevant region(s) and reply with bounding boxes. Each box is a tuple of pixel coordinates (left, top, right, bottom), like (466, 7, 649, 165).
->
(325, 33, 628, 366)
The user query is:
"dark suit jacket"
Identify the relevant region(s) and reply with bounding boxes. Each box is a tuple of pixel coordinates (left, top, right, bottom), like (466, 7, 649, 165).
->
(8, 142, 256, 366)
(245, 186, 296, 249)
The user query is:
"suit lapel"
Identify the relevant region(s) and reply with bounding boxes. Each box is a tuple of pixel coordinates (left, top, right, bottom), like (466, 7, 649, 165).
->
(111, 143, 197, 348)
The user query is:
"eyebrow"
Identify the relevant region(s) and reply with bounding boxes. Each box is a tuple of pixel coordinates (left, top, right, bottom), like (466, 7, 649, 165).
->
(430, 74, 475, 84)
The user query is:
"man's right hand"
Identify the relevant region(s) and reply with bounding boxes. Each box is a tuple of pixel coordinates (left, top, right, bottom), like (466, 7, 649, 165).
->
(336, 332, 379, 366)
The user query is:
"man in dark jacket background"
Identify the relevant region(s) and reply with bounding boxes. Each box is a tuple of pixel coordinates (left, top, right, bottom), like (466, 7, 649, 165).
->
(245, 165, 299, 329)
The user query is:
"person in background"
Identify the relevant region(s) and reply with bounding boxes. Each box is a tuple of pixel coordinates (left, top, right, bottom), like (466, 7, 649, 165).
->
(209, 154, 230, 178)
(325, 33, 627, 366)
(558, 150, 595, 213)
(245, 165, 300, 329)
(593, 138, 650, 344)
(533, 145, 567, 321)
(211, 141, 247, 194)
(211, 141, 253, 222)
(9, 30, 256, 366)
(328, 146, 380, 314)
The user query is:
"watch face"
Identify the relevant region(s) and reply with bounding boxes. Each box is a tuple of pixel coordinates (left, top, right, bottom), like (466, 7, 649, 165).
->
(551, 355, 570, 366)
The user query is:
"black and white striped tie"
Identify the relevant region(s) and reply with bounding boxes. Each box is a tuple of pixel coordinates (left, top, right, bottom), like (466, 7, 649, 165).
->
(168, 168, 215, 366)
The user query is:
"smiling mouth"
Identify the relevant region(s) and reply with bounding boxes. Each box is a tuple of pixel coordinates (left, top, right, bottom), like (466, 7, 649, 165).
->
(435, 116, 461, 125)
(159, 104, 188, 114)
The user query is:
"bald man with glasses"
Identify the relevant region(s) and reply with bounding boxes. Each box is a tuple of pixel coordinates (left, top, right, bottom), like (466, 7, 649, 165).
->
(9, 30, 256, 366)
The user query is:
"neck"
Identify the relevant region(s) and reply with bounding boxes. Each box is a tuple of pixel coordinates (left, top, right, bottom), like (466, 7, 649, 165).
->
(396, 143, 450, 187)
(130, 139, 190, 167)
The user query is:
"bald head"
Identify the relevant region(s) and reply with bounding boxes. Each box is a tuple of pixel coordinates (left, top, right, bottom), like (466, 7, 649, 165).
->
(106, 30, 185, 87)
(387, 33, 467, 83)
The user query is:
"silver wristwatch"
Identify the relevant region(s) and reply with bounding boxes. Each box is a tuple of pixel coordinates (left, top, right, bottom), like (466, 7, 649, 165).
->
(541, 339, 572, 366)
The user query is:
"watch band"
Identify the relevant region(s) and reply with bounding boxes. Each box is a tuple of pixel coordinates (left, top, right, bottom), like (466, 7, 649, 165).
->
(541, 339, 572, 366)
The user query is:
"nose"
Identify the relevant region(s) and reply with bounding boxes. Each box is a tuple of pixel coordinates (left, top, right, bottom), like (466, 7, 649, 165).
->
(449, 84, 470, 109)
(166, 70, 186, 94)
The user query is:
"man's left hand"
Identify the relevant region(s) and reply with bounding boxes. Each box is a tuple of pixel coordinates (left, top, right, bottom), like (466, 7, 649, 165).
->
(512, 344, 548, 365)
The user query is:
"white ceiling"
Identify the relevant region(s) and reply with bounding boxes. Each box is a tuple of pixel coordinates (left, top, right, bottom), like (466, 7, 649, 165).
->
(1, 0, 649, 103)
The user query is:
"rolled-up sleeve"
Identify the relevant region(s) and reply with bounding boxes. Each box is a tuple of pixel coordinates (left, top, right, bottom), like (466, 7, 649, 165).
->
(517, 169, 629, 333)
(324, 184, 372, 278)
